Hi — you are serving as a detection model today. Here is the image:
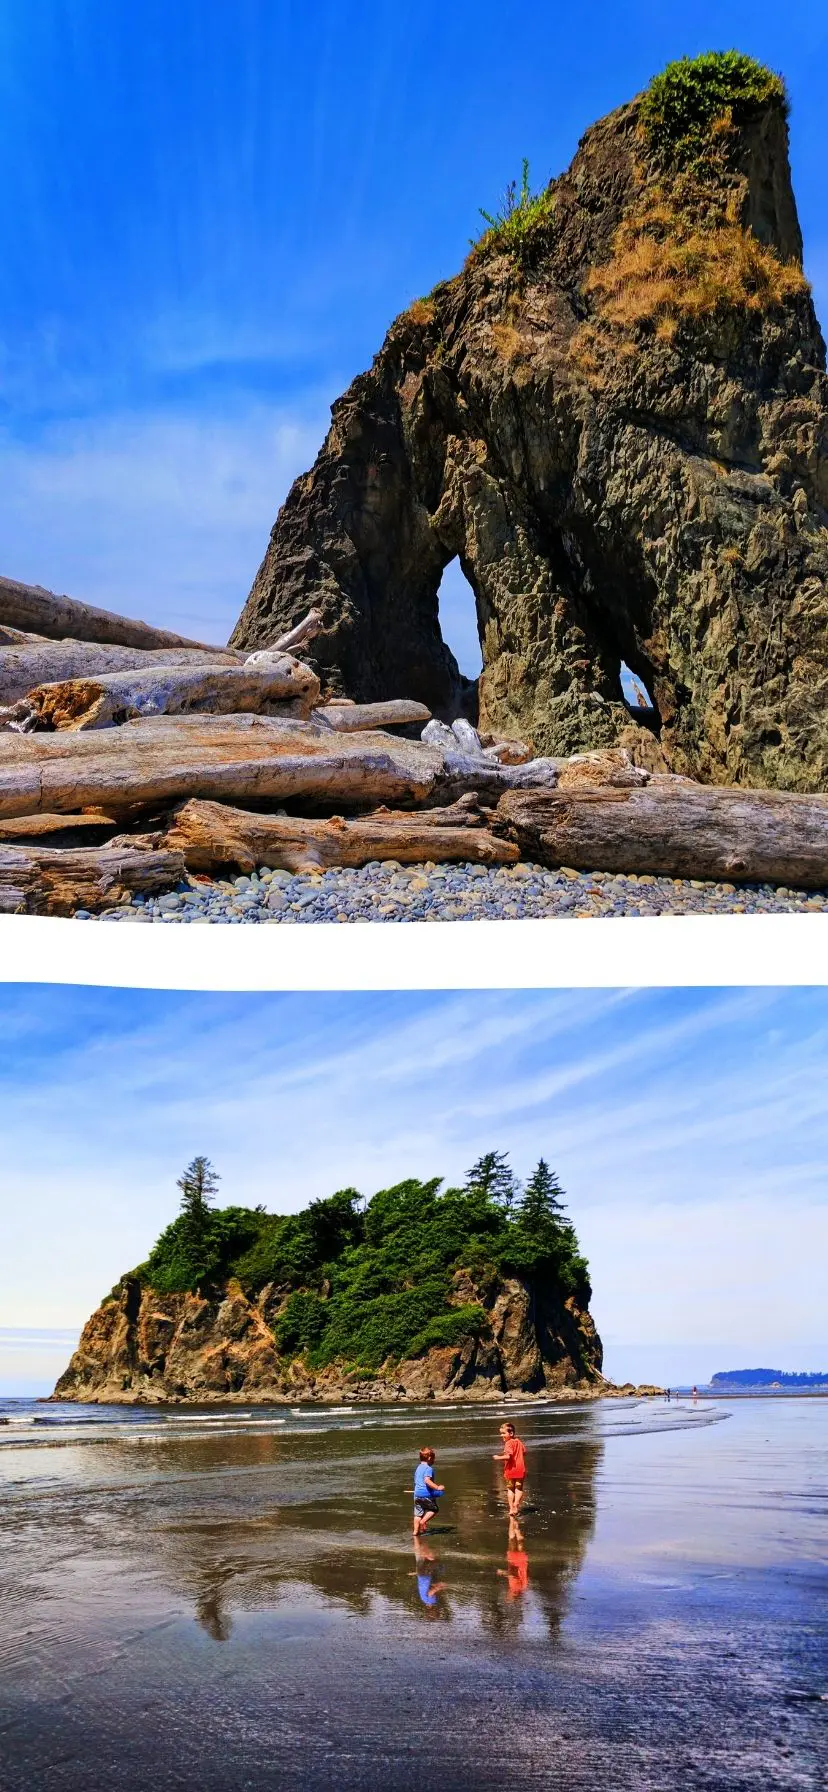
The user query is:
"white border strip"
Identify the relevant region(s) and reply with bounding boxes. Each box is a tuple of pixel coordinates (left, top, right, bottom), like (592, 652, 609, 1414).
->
(1, 913, 827, 990)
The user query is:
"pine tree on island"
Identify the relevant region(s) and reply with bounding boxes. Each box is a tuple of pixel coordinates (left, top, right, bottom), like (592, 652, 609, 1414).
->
(116, 1149, 592, 1364)
(177, 1155, 220, 1256)
(519, 1159, 569, 1249)
(464, 1149, 520, 1213)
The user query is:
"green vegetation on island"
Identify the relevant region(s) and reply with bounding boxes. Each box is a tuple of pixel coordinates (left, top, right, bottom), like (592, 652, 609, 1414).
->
(473, 157, 555, 263)
(121, 1150, 591, 1372)
(711, 1367, 828, 1389)
(640, 51, 787, 173)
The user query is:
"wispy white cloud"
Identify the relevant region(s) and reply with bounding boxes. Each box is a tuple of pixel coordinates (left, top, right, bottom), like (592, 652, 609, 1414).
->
(1, 987, 827, 1378)
(0, 400, 328, 644)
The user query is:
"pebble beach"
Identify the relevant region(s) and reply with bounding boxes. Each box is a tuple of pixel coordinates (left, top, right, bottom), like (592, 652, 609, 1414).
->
(76, 859, 828, 923)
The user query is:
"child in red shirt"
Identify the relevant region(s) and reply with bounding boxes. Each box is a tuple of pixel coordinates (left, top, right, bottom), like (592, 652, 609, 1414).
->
(493, 1421, 527, 1517)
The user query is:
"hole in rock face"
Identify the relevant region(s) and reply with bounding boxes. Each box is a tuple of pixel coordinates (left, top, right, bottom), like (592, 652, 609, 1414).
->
(437, 558, 483, 680)
(619, 661, 655, 712)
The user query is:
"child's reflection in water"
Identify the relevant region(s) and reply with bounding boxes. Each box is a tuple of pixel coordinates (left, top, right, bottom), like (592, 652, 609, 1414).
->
(411, 1540, 448, 1615)
(498, 1519, 529, 1600)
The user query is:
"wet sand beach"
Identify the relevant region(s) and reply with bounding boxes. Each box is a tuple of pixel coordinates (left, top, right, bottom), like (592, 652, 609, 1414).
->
(0, 1396, 825, 1790)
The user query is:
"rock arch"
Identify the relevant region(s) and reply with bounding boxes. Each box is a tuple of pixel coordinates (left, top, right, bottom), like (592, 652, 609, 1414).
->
(232, 62, 828, 789)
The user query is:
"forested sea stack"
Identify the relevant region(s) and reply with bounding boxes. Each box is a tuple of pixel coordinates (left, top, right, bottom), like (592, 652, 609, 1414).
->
(54, 1156, 605, 1404)
(232, 53, 828, 793)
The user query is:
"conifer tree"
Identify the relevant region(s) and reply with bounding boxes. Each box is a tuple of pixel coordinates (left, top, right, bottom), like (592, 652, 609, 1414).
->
(464, 1149, 519, 1212)
(519, 1159, 568, 1244)
(177, 1156, 220, 1247)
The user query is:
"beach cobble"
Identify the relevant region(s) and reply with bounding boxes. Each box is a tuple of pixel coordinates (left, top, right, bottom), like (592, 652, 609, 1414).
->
(73, 860, 828, 922)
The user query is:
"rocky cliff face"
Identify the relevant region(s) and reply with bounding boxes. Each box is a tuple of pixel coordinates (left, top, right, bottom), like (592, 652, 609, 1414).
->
(231, 57, 828, 791)
(53, 1266, 603, 1404)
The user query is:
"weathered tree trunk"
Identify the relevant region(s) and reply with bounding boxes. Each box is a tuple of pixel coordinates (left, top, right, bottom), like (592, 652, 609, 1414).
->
(0, 625, 52, 649)
(496, 783, 828, 888)
(0, 810, 117, 842)
(0, 640, 243, 708)
(315, 699, 431, 732)
(14, 656, 321, 732)
(0, 573, 220, 652)
(259, 607, 324, 655)
(160, 795, 519, 873)
(0, 715, 558, 822)
(0, 843, 185, 915)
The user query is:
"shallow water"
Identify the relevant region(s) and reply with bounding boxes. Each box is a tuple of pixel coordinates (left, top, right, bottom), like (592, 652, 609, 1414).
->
(0, 1396, 825, 1790)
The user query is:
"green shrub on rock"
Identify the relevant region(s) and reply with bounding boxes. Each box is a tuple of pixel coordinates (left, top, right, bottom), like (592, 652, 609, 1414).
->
(130, 1152, 591, 1371)
(640, 51, 788, 173)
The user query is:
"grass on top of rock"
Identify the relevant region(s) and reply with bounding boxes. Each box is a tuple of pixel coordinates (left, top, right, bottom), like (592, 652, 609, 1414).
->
(573, 51, 806, 375)
(123, 1151, 591, 1372)
(471, 158, 555, 265)
(580, 197, 808, 348)
(640, 51, 788, 175)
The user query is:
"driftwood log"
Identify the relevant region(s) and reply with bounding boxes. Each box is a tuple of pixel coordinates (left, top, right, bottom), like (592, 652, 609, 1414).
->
(160, 795, 519, 873)
(0, 714, 556, 822)
(0, 573, 219, 652)
(315, 699, 431, 733)
(496, 783, 828, 888)
(0, 625, 52, 649)
(0, 810, 118, 842)
(11, 656, 321, 732)
(0, 640, 243, 708)
(251, 607, 324, 657)
(0, 842, 186, 916)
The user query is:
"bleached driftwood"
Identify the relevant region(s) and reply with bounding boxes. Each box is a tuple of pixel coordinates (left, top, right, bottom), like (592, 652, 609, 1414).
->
(0, 810, 117, 841)
(0, 842, 186, 916)
(422, 719, 457, 751)
(315, 699, 431, 733)
(423, 717, 535, 766)
(0, 714, 561, 822)
(556, 749, 650, 790)
(481, 739, 534, 766)
(451, 717, 483, 756)
(0, 625, 52, 649)
(272, 606, 324, 653)
(0, 640, 243, 708)
(160, 795, 519, 874)
(247, 607, 324, 659)
(11, 656, 321, 732)
(495, 781, 828, 888)
(0, 573, 218, 652)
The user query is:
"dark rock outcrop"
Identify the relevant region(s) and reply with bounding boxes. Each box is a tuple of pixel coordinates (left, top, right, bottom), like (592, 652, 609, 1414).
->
(232, 56, 828, 791)
(53, 1266, 603, 1404)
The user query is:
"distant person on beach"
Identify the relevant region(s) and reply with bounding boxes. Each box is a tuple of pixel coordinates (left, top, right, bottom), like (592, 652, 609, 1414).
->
(413, 1446, 444, 1536)
(493, 1421, 527, 1518)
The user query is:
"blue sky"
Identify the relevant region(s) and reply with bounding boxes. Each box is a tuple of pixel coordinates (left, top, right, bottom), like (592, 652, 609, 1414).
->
(0, 1, 826, 672)
(1, 983, 827, 1393)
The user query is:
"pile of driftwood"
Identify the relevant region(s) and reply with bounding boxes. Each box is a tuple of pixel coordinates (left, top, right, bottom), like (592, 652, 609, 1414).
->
(2, 573, 828, 915)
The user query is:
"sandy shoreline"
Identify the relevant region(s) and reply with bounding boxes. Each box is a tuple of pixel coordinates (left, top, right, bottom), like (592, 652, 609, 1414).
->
(1, 1396, 824, 1789)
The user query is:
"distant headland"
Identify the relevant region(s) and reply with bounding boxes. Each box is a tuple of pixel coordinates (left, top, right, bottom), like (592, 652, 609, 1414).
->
(711, 1368, 828, 1390)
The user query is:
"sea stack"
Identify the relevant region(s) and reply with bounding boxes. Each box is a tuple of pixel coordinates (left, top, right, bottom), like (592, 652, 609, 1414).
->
(52, 1173, 604, 1404)
(52, 1267, 603, 1404)
(232, 53, 828, 792)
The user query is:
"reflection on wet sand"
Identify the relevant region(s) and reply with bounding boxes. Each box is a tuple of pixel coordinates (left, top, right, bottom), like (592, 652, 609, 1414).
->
(161, 1432, 602, 1643)
(1, 1399, 824, 1792)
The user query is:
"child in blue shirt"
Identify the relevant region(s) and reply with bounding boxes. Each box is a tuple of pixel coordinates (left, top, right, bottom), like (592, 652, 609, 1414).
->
(413, 1446, 444, 1536)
